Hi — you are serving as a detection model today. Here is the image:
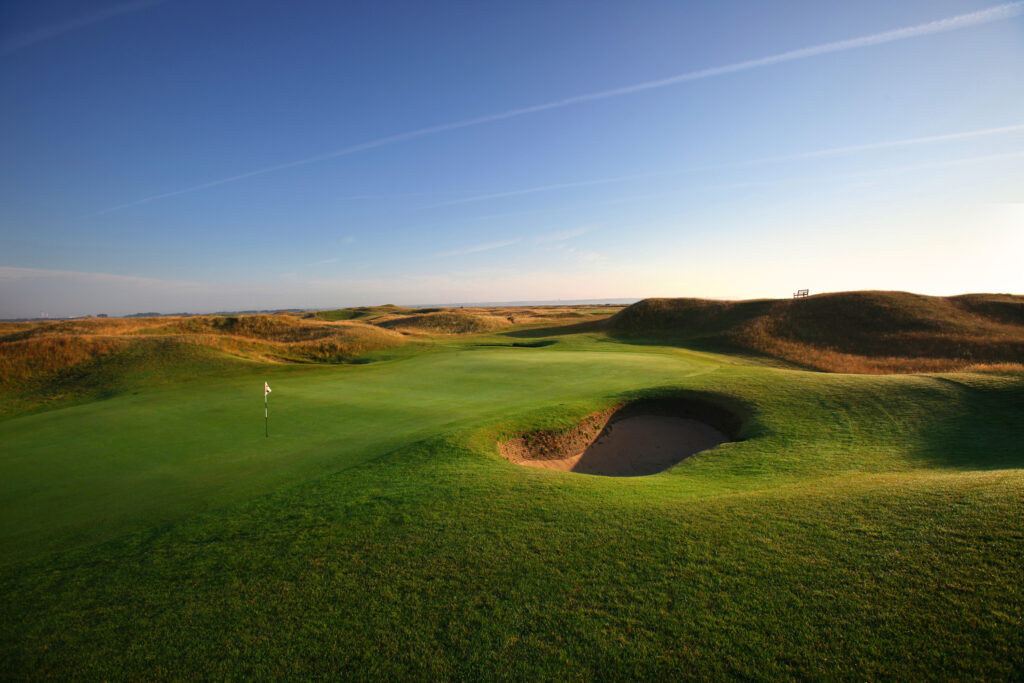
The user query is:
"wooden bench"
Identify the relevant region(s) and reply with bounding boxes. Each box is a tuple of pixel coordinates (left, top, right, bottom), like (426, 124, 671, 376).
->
(793, 289, 809, 298)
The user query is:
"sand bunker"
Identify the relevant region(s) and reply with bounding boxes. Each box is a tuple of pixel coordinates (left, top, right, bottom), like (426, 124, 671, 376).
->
(500, 399, 739, 477)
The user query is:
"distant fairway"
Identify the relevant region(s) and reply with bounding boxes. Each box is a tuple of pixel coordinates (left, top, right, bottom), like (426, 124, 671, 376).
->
(2, 298, 1023, 679)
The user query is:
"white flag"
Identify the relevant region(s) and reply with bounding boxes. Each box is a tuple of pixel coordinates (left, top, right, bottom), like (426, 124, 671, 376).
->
(265, 381, 272, 397)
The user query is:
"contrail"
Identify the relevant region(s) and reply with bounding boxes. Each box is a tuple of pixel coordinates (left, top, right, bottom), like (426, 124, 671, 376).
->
(424, 123, 1024, 208)
(843, 150, 1024, 176)
(434, 239, 521, 258)
(454, 150, 1024, 220)
(92, 1, 1024, 215)
(726, 123, 1024, 167)
(1, 0, 167, 57)
(423, 175, 666, 209)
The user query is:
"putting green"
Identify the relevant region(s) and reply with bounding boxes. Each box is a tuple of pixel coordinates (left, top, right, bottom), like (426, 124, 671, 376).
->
(0, 346, 718, 564)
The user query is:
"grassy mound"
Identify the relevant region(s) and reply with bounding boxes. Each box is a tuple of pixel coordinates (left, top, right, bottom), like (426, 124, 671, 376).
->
(1, 316, 404, 379)
(0, 315, 405, 418)
(313, 304, 419, 322)
(377, 310, 511, 334)
(610, 291, 1024, 373)
(146, 314, 351, 342)
(312, 304, 622, 329)
(0, 337, 257, 419)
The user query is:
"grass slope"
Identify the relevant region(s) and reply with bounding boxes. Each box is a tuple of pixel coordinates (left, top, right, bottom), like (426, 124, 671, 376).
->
(610, 291, 1024, 373)
(377, 310, 512, 334)
(315, 304, 623, 330)
(0, 315, 407, 419)
(2, 298, 1023, 678)
(313, 304, 419, 322)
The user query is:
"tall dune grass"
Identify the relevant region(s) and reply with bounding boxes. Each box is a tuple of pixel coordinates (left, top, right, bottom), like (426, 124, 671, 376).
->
(610, 291, 1024, 374)
(0, 315, 406, 390)
(377, 311, 511, 334)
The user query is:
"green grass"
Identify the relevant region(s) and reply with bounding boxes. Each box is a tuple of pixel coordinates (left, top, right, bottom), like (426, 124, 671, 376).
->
(2, 327, 1023, 679)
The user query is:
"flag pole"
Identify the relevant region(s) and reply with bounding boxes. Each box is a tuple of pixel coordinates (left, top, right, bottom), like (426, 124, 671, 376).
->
(265, 384, 269, 438)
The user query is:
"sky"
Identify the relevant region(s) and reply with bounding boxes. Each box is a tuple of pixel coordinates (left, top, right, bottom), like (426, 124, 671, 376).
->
(1, 0, 1022, 317)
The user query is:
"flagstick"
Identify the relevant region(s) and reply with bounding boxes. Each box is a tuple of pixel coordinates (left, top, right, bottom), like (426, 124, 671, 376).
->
(265, 391, 269, 438)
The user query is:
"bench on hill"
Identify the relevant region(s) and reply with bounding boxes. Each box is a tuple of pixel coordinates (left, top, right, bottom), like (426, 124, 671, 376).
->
(793, 289, 809, 298)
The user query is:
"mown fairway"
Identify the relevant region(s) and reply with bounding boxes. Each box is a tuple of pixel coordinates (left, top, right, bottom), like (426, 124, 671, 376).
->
(2, 328, 1023, 679)
(0, 344, 720, 564)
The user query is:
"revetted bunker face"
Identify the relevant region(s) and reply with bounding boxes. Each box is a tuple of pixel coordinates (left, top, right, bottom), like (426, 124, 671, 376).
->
(499, 398, 740, 477)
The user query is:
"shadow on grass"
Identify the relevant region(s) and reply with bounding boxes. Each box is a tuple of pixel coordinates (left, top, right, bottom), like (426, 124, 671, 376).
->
(472, 340, 558, 349)
(500, 320, 607, 339)
(597, 331, 805, 370)
(501, 321, 780, 361)
(917, 376, 1024, 470)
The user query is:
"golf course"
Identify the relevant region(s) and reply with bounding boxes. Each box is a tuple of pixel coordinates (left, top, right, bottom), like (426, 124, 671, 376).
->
(1, 291, 1022, 679)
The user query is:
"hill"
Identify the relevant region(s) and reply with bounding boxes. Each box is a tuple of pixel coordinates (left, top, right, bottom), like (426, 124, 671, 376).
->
(376, 310, 511, 334)
(0, 305, 624, 419)
(608, 291, 1024, 373)
(316, 304, 622, 332)
(0, 314, 405, 417)
(312, 304, 422, 322)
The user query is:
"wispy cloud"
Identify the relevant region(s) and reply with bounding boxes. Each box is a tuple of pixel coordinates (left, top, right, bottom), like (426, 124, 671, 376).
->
(618, 151, 1024, 204)
(0, 265, 209, 318)
(534, 225, 596, 244)
(722, 123, 1024, 169)
(434, 239, 520, 258)
(91, 187, 472, 219)
(310, 236, 356, 264)
(91, 2, 1024, 214)
(0, 265, 196, 286)
(842, 150, 1024, 177)
(1, 0, 167, 57)
(561, 246, 605, 264)
(530, 232, 604, 265)
(419, 122, 1024, 210)
(454, 150, 1024, 231)
(423, 178, 653, 209)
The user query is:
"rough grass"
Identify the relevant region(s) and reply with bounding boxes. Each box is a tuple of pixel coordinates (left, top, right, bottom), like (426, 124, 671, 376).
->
(313, 304, 414, 321)
(377, 310, 512, 334)
(610, 291, 1024, 373)
(0, 315, 404, 375)
(312, 304, 624, 328)
(0, 305, 619, 417)
(0, 315, 406, 418)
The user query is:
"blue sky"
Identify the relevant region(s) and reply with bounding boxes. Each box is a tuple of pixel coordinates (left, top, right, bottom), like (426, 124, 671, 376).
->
(1, 0, 1022, 317)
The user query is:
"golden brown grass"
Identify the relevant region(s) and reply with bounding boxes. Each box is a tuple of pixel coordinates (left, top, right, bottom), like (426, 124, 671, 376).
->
(610, 291, 1024, 374)
(373, 305, 623, 334)
(0, 305, 623, 387)
(376, 310, 511, 334)
(0, 315, 405, 388)
(0, 335, 133, 384)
